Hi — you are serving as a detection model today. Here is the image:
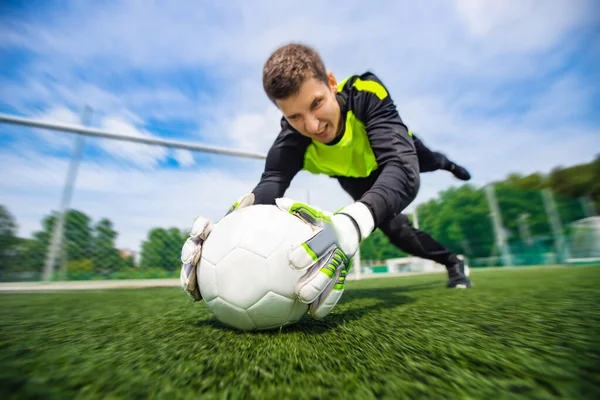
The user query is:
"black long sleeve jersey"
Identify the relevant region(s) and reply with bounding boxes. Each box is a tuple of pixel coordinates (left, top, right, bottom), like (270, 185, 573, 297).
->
(252, 72, 420, 228)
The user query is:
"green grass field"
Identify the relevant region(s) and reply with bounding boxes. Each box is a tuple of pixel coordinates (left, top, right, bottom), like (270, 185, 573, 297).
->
(1, 266, 599, 399)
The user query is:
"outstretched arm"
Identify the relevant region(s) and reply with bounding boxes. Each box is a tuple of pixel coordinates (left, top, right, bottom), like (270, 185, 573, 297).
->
(252, 124, 309, 205)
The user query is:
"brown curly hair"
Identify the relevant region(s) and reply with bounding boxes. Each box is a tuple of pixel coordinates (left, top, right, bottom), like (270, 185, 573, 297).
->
(262, 43, 329, 103)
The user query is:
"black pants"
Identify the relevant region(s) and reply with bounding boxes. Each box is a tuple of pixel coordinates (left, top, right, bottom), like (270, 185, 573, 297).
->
(338, 136, 458, 267)
(377, 213, 458, 266)
(413, 135, 452, 173)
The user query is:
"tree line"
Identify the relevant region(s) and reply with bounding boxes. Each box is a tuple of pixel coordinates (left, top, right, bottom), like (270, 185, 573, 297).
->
(360, 155, 599, 262)
(0, 207, 188, 281)
(0, 156, 598, 279)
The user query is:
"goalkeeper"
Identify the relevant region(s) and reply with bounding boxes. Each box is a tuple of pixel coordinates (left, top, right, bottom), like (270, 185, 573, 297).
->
(181, 43, 471, 319)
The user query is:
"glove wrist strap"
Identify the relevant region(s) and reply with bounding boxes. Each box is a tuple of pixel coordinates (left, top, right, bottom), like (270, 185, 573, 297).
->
(337, 202, 375, 242)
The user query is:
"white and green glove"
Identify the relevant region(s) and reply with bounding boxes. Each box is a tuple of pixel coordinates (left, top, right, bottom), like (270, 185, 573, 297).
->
(276, 198, 375, 319)
(179, 193, 255, 301)
(180, 215, 213, 301)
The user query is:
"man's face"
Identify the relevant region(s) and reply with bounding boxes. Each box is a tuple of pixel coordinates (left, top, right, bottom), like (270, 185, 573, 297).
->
(276, 72, 341, 144)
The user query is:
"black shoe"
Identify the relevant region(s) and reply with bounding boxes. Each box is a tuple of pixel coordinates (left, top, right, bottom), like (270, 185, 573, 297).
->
(450, 164, 471, 181)
(446, 259, 472, 289)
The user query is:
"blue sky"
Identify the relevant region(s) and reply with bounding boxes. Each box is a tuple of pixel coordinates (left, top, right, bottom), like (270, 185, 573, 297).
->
(0, 0, 599, 251)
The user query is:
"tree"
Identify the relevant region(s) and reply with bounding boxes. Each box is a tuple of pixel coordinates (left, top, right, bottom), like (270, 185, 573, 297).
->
(495, 183, 551, 238)
(16, 209, 95, 277)
(548, 155, 599, 211)
(360, 229, 407, 262)
(63, 210, 93, 261)
(417, 184, 494, 259)
(0, 205, 18, 274)
(139, 227, 186, 271)
(91, 218, 122, 276)
(121, 254, 135, 269)
(1, 207, 128, 280)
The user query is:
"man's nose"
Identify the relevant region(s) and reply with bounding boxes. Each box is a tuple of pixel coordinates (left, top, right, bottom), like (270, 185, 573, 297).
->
(305, 115, 321, 134)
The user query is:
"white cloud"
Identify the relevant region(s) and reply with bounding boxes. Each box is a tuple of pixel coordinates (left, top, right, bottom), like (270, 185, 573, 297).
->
(38, 105, 81, 125)
(0, 149, 262, 252)
(205, 105, 282, 154)
(98, 117, 169, 168)
(0, 76, 202, 124)
(6, 0, 594, 83)
(4, 0, 595, 125)
(173, 149, 195, 167)
(520, 73, 598, 125)
(397, 90, 600, 188)
(4, 106, 182, 170)
(31, 106, 81, 150)
(454, 0, 594, 52)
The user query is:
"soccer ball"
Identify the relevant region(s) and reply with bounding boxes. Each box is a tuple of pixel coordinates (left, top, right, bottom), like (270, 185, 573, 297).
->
(197, 204, 312, 331)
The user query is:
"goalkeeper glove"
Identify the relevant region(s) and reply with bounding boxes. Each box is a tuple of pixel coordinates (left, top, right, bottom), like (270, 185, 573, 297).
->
(179, 193, 255, 301)
(224, 192, 256, 216)
(276, 198, 375, 319)
(180, 216, 213, 301)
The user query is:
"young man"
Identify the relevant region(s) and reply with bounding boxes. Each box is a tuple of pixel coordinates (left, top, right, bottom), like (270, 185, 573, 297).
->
(181, 43, 471, 319)
(252, 43, 472, 287)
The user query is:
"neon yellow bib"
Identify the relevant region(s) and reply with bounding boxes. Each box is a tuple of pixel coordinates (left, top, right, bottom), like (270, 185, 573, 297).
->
(302, 76, 399, 178)
(303, 111, 378, 178)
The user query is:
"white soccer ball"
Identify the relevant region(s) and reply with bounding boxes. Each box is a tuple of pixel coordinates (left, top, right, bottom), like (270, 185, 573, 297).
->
(197, 204, 312, 331)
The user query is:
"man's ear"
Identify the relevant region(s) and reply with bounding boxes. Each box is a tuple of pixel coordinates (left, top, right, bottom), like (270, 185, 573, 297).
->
(327, 71, 338, 93)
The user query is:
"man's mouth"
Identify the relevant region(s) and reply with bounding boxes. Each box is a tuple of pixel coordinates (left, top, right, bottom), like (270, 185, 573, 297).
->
(315, 123, 328, 137)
